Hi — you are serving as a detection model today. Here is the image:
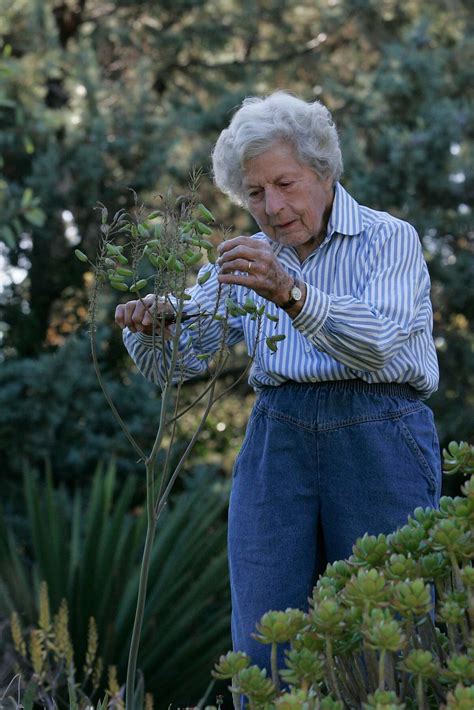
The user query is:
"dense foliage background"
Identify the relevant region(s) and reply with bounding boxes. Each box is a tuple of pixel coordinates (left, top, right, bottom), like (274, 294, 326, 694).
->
(0, 0, 472, 706)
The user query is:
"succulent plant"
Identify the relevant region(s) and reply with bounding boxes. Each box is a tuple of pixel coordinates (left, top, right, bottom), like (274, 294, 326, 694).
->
(213, 468, 474, 709)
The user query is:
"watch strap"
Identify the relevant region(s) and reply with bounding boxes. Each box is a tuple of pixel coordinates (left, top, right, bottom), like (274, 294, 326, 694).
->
(280, 277, 301, 310)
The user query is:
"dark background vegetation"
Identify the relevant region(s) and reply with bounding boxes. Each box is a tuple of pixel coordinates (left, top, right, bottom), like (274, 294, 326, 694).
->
(0, 0, 472, 706)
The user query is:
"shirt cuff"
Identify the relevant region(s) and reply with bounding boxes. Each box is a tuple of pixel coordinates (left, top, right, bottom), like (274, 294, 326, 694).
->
(133, 329, 191, 354)
(291, 283, 331, 338)
(134, 331, 156, 347)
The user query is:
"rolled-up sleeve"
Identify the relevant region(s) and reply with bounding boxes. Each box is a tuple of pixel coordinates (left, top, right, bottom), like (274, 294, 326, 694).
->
(292, 221, 428, 371)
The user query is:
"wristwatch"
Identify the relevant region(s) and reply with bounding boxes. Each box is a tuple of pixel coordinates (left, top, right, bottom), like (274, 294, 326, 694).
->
(280, 278, 303, 310)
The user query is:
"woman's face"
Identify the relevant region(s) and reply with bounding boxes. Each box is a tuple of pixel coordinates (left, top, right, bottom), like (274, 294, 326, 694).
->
(242, 141, 335, 261)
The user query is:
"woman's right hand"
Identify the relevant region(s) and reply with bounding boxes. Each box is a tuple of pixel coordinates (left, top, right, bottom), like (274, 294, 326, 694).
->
(115, 294, 173, 335)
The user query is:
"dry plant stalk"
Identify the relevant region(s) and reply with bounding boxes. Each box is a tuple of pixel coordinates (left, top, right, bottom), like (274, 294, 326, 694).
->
(75, 174, 285, 709)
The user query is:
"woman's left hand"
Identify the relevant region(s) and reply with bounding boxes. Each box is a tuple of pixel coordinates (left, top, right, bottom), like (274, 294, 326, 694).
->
(217, 235, 293, 307)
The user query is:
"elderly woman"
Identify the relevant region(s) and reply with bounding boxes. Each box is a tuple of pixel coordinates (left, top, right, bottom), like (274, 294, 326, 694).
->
(116, 92, 441, 672)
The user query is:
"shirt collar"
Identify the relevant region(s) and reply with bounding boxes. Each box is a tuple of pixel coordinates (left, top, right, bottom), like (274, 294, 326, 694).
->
(326, 182, 364, 238)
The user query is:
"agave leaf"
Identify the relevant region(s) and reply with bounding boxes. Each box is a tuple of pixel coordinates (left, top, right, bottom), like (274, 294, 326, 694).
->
(0, 509, 35, 617)
(1, 463, 231, 705)
(22, 679, 37, 710)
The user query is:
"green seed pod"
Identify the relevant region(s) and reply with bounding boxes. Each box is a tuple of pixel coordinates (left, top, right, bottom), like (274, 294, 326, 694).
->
(116, 253, 129, 265)
(199, 238, 214, 250)
(104, 257, 116, 267)
(266, 313, 279, 322)
(207, 248, 217, 264)
(189, 236, 202, 247)
(226, 298, 247, 316)
(197, 203, 215, 223)
(138, 224, 149, 238)
(147, 239, 161, 248)
(181, 221, 194, 233)
(196, 353, 212, 360)
(110, 281, 129, 292)
(153, 223, 162, 238)
(74, 249, 88, 263)
(147, 210, 162, 220)
(106, 244, 120, 256)
(130, 279, 147, 291)
(183, 251, 203, 266)
(225, 297, 238, 310)
(116, 266, 134, 277)
(196, 221, 213, 236)
(268, 334, 286, 343)
(198, 270, 212, 286)
(174, 259, 184, 273)
(265, 337, 278, 353)
(149, 253, 166, 269)
(213, 314, 224, 321)
(243, 298, 257, 314)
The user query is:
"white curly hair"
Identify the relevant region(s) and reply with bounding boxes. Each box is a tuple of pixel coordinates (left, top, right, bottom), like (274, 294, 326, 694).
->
(211, 91, 343, 206)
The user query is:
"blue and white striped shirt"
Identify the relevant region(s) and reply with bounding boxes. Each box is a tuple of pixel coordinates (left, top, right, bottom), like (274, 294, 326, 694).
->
(123, 183, 439, 399)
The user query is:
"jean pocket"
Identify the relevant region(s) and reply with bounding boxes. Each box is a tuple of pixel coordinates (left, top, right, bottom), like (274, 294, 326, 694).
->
(396, 406, 441, 499)
(231, 405, 264, 480)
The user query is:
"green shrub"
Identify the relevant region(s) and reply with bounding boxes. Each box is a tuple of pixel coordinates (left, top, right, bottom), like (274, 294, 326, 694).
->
(1, 463, 231, 707)
(214, 447, 474, 709)
(0, 332, 167, 490)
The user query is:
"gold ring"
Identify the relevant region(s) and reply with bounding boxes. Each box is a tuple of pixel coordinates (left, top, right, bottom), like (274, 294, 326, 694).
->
(248, 261, 252, 273)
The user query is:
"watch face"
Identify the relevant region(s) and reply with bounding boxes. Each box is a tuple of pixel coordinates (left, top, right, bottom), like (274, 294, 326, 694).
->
(291, 285, 303, 301)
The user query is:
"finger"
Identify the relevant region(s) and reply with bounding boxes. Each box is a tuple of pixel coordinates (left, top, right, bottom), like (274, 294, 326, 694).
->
(142, 309, 153, 326)
(116, 300, 136, 331)
(218, 257, 258, 275)
(217, 244, 261, 263)
(115, 304, 126, 329)
(217, 246, 262, 270)
(217, 272, 258, 289)
(132, 300, 153, 332)
(140, 295, 157, 326)
(217, 235, 258, 255)
(118, 300, 140, 332)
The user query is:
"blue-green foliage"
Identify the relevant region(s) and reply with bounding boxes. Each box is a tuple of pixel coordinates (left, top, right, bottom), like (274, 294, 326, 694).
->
(0, 332, 169, 487)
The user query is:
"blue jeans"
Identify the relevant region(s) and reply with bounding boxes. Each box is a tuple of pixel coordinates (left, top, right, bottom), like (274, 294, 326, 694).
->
(228, 380, 441, 672)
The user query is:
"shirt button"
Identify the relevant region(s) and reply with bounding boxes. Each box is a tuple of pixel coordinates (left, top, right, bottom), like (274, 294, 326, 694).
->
(305, 344, 311, 352)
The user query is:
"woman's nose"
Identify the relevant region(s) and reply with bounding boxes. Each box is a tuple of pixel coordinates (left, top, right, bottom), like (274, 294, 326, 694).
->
(264, 188, 284, 216)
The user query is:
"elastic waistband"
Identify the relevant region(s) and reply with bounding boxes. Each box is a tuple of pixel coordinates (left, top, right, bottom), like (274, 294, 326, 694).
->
(262, 379, 422, 401)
